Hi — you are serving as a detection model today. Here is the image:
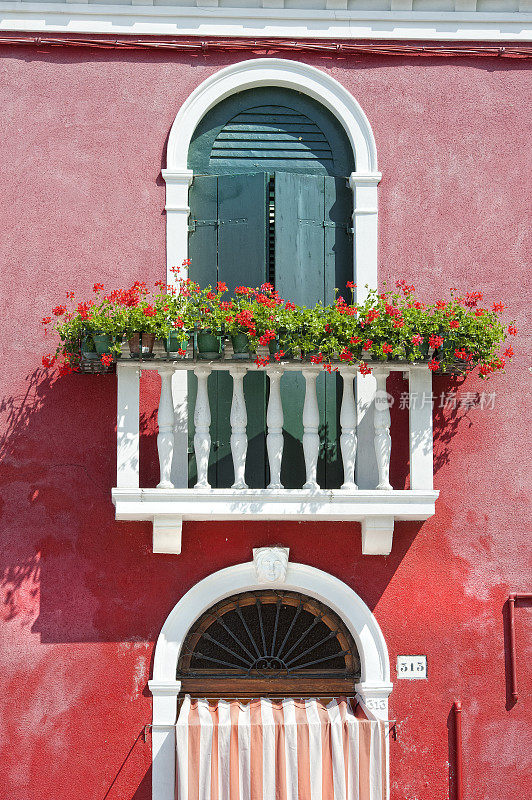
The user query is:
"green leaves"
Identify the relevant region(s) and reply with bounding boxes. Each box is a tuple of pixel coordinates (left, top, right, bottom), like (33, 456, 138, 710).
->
(43, 279, 513, 378)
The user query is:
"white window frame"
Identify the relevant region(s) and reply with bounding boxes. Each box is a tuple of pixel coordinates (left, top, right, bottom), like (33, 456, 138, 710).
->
(149, 557, 392, 800)
(163, 58, 382, 490)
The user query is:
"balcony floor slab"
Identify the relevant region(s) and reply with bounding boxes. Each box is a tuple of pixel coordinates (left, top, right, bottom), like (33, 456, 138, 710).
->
(112, 488, 439, 555)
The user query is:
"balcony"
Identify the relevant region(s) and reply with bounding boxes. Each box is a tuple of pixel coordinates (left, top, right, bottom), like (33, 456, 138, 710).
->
(111, 344, 438, 556)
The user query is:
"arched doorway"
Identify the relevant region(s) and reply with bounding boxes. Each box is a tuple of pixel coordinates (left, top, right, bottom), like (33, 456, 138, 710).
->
(149, 554, 392, 800)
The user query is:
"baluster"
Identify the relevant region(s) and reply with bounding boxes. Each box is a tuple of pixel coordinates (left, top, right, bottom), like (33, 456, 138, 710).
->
(302, 368, 320, 490)
(229, 366, 248, 489)
(266, 367, 284, 489)
(193, 366, 212, 489)
(339, 367, 357, 490)
(157, 367, 175, 489)
(374, 370, 392, 490)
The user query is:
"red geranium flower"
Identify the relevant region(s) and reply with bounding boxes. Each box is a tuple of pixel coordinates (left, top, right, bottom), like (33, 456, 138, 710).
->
(429, 335, 444, 349)
(508, 325, 517, 336)
(382, 343, 393, 354)
(428, 359, 440, 371)
(504, 346, 514, 358)
(93, 283, 104, 293)
(362, 340, 373, 351)
(101, 354, 114, 367)
(449, 320, 460, 329)
(359, 362, 372, 375)
(411, 334, 423, 345)
(216, 281, 228, 292)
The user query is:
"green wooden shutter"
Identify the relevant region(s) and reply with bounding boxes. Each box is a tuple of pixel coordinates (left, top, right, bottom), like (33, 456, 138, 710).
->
(275, 172, 352, 489)
(188, 173, 269, 488)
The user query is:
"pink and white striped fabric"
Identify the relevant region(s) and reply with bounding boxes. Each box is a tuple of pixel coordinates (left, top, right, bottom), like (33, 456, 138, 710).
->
(175, 696, 389, 800)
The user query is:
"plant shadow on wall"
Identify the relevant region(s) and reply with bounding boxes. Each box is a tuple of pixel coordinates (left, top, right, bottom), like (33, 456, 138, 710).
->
(0, 365, 172, 647)
(388, 371, 479, 490)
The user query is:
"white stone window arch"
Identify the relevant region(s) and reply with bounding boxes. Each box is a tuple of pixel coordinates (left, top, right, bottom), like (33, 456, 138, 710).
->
(149, 554, 392, 800)
(164, 58, 382, 490)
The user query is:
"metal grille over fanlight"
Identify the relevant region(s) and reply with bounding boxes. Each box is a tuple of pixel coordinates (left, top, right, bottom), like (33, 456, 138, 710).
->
(177, 591, 360, 686)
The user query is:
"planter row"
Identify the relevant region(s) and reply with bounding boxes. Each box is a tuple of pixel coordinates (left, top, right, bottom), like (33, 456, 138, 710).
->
(77, 330, 467, 374)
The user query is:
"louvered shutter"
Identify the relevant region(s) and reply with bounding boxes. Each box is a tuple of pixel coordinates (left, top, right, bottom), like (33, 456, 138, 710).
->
(188, 173, 268, 488)
(208, 104, 335, 174)
(275, 172, 352, 489)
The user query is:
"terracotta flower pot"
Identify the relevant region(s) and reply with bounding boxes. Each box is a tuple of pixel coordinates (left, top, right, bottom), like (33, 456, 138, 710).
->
(128, 333, 155, 358)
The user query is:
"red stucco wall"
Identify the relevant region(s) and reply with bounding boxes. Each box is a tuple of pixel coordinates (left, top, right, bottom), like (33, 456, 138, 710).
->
(0, 45, 530, 800)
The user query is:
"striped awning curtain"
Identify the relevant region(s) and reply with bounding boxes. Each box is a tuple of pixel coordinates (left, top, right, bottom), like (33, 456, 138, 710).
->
(175, 696, 389, 800)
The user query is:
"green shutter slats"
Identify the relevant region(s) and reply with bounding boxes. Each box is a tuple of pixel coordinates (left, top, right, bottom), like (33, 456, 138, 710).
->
(209, 105, 334, 173)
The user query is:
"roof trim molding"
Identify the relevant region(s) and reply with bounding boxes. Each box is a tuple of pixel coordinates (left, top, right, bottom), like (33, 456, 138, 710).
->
(1, 4, 531, 42)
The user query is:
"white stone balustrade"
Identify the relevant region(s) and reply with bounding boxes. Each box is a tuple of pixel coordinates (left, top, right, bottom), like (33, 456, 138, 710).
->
(112, 357, 439, 557)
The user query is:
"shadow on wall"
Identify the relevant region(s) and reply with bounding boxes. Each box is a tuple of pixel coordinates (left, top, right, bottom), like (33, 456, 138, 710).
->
(0, 365, 178, 646)
(102, 732, 152, 800)
(0, 365, 480, 648)
(388, 371, 478, 489)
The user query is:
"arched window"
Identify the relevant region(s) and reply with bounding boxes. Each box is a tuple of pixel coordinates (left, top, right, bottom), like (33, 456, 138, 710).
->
(186, 88, 355, 490)
(177, 589, 361, 699)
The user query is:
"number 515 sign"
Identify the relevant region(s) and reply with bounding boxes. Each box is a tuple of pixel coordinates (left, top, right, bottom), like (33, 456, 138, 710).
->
(396, 655, 427, 679)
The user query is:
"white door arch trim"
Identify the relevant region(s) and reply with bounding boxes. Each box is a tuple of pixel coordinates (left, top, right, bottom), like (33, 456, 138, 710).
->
(149, 557, 392, 800)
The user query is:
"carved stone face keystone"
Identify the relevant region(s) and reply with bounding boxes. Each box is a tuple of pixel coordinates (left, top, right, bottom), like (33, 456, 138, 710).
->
(253, 547, 289, 583)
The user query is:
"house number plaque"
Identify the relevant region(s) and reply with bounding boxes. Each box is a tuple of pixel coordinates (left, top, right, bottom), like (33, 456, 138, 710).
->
(396, 655, 427, 679)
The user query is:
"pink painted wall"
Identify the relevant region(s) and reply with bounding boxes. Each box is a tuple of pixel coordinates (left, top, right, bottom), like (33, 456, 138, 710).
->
(0, 45, 530, 800)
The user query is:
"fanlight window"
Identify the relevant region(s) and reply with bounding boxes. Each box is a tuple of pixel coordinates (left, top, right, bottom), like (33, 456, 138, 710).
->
(177, 591, 360, 698)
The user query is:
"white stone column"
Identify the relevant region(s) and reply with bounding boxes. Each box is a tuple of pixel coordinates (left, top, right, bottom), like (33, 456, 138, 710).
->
(339, 366, 358, 490)
(157, 367, 175, 489)
(149, 680, 182, 800)
(116, 364, 140, 488)
(408, 365, 434, 490)
(193, 366, 212, 489)
(349, 171, 381, 490)
(266, 367, 284, 489)
(163, 169, 193, 490)
(229, 366, 248, 489)
(162, 169, 194, 286)
(302, 367, 320, 490)
(374, 370, 392, 490)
